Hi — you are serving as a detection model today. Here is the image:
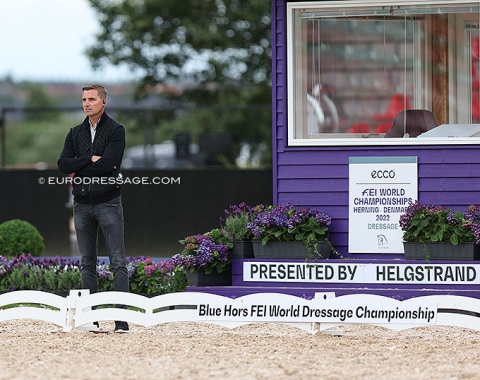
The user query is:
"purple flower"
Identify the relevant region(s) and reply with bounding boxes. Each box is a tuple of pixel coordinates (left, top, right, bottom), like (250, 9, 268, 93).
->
(464, 205, 480, 244)
(174, 228, 233, 273)
(144, 264, 156, 278)
(216, 244, 230, 262)
(157, 259, 175, 272)
(97, 264, 112, 280)
(172, 253, 184, 267)
(246, 203, 331, 244)
(446, 210, 458, 225)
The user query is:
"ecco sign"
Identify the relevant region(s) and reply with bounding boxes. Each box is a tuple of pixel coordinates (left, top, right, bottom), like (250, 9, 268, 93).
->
(371, 169, 395, 179)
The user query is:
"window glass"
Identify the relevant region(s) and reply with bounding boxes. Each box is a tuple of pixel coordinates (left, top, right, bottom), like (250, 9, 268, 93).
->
(287, 2, 480, 145)
(298, 17, 416, 137)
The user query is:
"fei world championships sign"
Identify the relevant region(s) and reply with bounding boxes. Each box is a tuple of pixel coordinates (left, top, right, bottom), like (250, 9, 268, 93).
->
(348, 156, 418, 254)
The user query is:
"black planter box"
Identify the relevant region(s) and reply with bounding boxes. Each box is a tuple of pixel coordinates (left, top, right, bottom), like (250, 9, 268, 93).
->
(251, 241, 331, 259)
(232, 241, 255, 258)
(403, 242, 480, 261)
(186, 268, 232, 286)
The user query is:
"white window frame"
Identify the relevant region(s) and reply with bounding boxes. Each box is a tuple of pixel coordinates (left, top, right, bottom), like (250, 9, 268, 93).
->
(286, 0, 480, 146)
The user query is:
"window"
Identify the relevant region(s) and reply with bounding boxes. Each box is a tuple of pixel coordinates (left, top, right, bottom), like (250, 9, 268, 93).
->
(287, 1, 480, 146)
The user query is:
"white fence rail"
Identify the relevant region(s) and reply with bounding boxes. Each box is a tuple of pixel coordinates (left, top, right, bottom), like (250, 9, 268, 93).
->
(1, 290, 480, 333)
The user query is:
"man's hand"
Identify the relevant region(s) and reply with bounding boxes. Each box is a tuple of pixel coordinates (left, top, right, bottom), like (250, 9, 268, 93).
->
(91, 155, 102, 162)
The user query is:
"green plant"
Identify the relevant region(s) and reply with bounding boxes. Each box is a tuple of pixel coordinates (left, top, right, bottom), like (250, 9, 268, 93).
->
(56, 268, 82, 291)
(221, 202, 266, 241)
(224, 213, 251, 240)
(0, 255, 69, 292)
(6, 266, 45, 291)
(399, 201, 474, 244)
(0, 219, 45, 257)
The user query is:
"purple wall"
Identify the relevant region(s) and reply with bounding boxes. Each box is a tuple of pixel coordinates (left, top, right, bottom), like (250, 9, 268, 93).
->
(271, 0, 480, 258)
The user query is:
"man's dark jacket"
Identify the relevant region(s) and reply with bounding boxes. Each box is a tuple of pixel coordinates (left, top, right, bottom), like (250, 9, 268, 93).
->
(57, 112, 125, 204)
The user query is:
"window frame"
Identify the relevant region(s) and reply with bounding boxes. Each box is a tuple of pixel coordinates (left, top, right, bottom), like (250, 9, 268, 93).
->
(286, 0, 480, 146)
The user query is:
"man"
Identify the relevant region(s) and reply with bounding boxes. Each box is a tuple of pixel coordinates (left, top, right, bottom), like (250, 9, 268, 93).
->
(58, 84, 129, 333)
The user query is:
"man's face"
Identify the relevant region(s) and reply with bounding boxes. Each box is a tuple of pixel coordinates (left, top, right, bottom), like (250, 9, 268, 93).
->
(82, 89, 105, 119)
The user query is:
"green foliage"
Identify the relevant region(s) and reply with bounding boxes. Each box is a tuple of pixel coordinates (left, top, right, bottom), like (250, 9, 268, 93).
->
(7, 266, 45, 290)
(5, 114, 80, 166)
(400, 202, 474, 244)
(87, 0, 271, 85)
(43, 268, 82, 292)
(20, 83, 61, 122)
(223, 213, 252, 241)
(85, 0, 273, 166)
(0, 219, 45, 257)
(5, 265, 81, 292)
(5, 86, 271, 168)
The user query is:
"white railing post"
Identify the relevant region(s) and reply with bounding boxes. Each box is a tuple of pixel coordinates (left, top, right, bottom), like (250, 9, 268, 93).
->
(64, 289, 98, 332)
(314, 292, 342, 336)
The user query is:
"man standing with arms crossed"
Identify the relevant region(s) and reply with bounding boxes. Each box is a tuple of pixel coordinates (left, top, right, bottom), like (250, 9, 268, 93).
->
(58, 84, 129, 333)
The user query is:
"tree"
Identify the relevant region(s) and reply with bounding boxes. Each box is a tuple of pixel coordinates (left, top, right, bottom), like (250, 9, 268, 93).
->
(86, 0, 272, 166)
(86, 0, 271, 90)
(22, 83, 60, 122)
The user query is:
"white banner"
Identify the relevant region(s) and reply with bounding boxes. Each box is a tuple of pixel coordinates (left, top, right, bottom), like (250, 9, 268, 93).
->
(348, 156, 418, 253)
(196, 294, 437, 324)
(243, 262, 480, 284)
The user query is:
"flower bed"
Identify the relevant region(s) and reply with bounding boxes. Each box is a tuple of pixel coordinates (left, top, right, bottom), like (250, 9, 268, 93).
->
(0, 202, 339, 294)
(0, 254, 186, 295)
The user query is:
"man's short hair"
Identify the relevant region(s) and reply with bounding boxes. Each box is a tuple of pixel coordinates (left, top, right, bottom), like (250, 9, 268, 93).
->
(82, 84, 107, 99)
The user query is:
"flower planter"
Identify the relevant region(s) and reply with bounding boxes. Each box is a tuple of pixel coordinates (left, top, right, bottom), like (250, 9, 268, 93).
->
(252, 241, 331, 259)
(403, 242, 480, 261)
(186, 267, 232, 286)
(232, 241, 255, 258)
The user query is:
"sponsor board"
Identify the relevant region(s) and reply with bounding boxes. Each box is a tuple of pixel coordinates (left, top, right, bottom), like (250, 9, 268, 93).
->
(196, 294, 436, 324)
(243, 262, 480, 284)
(349, 156, 418, 253)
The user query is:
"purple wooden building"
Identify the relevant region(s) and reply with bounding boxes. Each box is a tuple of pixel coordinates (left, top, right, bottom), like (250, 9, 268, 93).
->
(272, 0, 480, 258)
(190, 0, 480, 299)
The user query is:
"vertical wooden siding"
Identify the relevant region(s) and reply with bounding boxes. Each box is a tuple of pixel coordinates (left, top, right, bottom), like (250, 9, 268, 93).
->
(272, 0, 480, 258)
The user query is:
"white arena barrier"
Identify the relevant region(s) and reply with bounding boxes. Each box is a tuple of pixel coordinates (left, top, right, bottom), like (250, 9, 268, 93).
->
(1, 290, 480, 333)
(0, 290, 68, 327)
